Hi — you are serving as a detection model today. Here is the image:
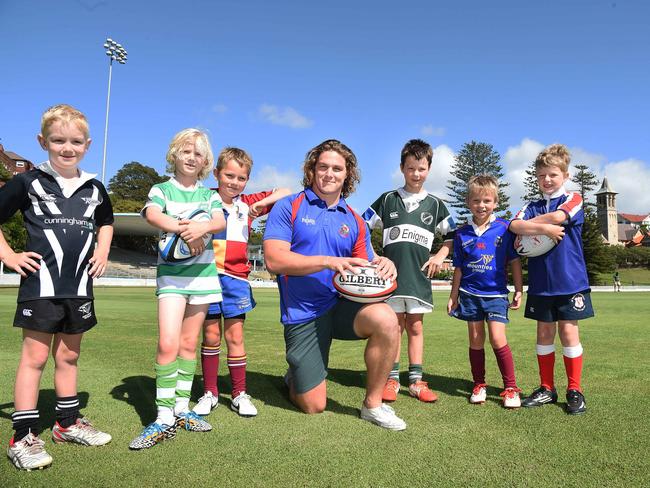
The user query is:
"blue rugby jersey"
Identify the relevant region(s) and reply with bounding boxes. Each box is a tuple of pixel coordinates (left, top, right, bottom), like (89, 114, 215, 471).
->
(513, 187, 589, 296)
(453, 216, 519, 297)
(263, 188, 374, 325)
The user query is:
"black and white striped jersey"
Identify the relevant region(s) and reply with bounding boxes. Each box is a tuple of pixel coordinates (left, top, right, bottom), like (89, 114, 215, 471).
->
(0, 164, 114, 302)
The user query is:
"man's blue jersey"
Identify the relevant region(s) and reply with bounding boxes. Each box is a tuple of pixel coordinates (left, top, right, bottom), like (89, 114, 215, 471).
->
(453, 216, 519, 297)
(513, 188, 589, 296)
(264, 188, 374, 325)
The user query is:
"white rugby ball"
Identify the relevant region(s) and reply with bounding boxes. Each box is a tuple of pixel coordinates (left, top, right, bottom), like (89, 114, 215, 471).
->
(332, 265, 397, 303)
(515, 234, 556, 258)
(158, 209, 212, 262)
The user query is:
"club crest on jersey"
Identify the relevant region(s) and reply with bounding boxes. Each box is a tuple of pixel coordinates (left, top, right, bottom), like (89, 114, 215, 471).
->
(390, 212, 399, 219)
(421, 212, 434, 225)
(41, 193, 58, 202)
(477, 242, 486, 250)
(78, 302, 92, 319)
(338, 224, 350, 237)
(571, 293, 586, 311)
(495, 236, 502, 247)
(389, 226, 401, 240)
(81, 197, 102, 206)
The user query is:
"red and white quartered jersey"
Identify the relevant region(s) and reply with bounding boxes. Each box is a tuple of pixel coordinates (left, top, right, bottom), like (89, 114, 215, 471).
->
(211, 190, 274, 280)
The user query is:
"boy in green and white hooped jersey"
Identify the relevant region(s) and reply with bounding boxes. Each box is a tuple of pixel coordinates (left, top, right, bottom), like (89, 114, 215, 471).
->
(129, 128, 226, 450)
(363, 139, 455, 404)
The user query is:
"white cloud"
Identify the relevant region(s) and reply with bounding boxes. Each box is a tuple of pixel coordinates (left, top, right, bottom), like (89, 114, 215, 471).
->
(502, 138, 545, 205)
(420, 124, 446, 137)
(258, 104, 313, 129)
(602, 159, 650, 214)
(391, 144, 455, 199)
(211, 104, 228, 114)
(246, 165, 301, 194)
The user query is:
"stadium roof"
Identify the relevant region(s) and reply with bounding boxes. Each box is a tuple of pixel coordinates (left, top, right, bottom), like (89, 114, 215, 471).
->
(114, 213, 158, 236)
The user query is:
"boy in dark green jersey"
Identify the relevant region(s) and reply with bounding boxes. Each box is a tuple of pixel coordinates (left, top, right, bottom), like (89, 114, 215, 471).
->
(362, 139, 455, 403)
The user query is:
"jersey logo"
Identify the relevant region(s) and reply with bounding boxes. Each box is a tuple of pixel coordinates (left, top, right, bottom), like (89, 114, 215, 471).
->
(390, 212, 399, 219)
(477, 242, 486, 250)
(22, 308, 33, 317)
(81, 197, 102, 206)
(421, 212, 434, 225)
(338, 224, 350, 238)
(389, 227, 401, 240)
(495, 236, 502, 247)
(41, 193, 58, 202)
(301, 217, 315, 226)
(78, 301, 93, 319)
(571, 293, 586, 311)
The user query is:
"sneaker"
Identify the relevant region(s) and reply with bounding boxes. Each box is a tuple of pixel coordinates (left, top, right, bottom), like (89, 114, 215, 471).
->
(408, 380, 438, 402)
(360, 403, 406, 431)
(52, 417, 112, 446)
(175, 411, 212, 432)
(193, 391, 219, 416)
(500, 388, 522, 409)
(521, 386, 558, 407)
(128, 422, 176, 450)
(7, 433, 52, 471)
(382, 379, 400, 402)
(566, 389, 587, 415)
(469, 384, 487, 404)
(231, 392, 258, 417)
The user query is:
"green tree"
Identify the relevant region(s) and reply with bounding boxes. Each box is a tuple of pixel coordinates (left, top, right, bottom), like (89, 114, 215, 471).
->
(446, 141, 510, 222)
(571, 164, 599, 208)
(108, 162, 167, 204)
(0, 164, 27, 253)
(522, 161, 542, 203)
(582, 207, 616, 284)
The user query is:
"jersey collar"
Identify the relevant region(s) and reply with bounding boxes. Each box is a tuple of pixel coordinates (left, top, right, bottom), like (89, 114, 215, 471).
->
(168, 176, 203, 192)
(543, 186, 568, 201)
(397, 186, 427, 213)
(470, 214, 496, 236)
(38, 161, 97, 197)
(305, 187, 348, 211)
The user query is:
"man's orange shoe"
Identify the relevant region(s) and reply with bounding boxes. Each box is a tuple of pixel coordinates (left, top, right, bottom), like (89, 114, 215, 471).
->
(408, 380, 438, 402)
(382, 378, 400, 402)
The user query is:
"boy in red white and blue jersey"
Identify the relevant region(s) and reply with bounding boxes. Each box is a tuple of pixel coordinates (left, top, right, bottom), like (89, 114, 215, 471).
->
(510, 144, 593, 415)
(193, 147, 290, 418)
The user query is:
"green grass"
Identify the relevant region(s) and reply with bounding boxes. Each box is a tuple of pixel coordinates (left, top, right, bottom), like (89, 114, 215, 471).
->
(1, 288, 649, 487)
(598, 267, 650, 286)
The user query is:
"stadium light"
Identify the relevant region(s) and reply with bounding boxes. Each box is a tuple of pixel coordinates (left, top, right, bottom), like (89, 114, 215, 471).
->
(101, 38, 128, 185)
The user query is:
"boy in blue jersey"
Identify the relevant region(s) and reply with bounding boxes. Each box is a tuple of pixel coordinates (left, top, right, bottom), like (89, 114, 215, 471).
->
(448, 176, 524, 408)
(510, 144, 592, 415)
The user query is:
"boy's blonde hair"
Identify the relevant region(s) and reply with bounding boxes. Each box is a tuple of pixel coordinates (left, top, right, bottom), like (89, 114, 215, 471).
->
(216, 147, 253, 175)
(166, 128, 214, 180)
(41, 104, 90, 139)
(467, 174, 499, 203)
(535, 144, 571, 173)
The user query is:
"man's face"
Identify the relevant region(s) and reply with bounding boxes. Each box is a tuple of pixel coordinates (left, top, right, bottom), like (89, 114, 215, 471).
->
(312, 150, 347, 200)
(401, 155, 430, 193)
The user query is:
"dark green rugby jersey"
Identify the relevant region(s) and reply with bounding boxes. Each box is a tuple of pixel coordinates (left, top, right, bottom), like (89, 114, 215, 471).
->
(363, 188, 455, 306)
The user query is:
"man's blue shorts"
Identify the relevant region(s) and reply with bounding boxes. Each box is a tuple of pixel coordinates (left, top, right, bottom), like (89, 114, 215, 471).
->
(451, 291, 510, 324)
(207, 275, 256, 319)
(524, 290, 594, 322)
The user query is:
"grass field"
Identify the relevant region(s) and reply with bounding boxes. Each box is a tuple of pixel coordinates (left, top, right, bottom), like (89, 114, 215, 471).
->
(1, 288, 649, 487)
(598, 267, 650, 286)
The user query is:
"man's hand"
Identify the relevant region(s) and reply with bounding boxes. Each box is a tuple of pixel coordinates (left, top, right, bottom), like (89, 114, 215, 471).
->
(324, 256, 370, 276)
(2, 251, 42, 277)
(370, 256, 397, 280)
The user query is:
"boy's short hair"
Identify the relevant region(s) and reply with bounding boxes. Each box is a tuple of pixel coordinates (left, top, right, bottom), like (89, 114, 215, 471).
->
(535, 144, 571, 173)
(216, 147, 253, 175)
(166, 128, 214, 180)
(302, 139, 360, 198)
(467, 175, 499, 203)
(41, 104, 90, 139)
(401, 139, 433, 168)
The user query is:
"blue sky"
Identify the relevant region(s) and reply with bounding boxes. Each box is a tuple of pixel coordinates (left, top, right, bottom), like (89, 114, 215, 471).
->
(2, 0, 649, 216)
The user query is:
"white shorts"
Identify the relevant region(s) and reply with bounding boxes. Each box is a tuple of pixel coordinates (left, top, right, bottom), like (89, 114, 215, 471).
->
(158, 293, 222, 305)
(386, 297, 433, 314)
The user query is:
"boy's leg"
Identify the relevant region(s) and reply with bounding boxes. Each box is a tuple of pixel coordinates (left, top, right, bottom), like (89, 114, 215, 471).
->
(467, 321, 487, 404)
(200, 317, 222, 395)
(559, 320, 586, 414)
(175, 302, 209, 415)
(404, 313, 437, 402)
(52, 332, 83, 427)
(522, 321, 558, 407)
(487, 321, 517, 389)
(224, 316, 258, 416)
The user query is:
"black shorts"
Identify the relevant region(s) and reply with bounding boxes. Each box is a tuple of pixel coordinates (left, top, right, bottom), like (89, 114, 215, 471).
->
(524, 291, 594, 322)
(14, 298, 97, 334)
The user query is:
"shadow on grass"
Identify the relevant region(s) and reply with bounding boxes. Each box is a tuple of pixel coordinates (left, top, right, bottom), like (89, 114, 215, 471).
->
(0, 391, 89, 427)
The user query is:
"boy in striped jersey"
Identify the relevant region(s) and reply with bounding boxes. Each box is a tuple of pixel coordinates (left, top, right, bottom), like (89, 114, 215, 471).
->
(0, 105, 114, 470)
(193, 147, 290, 417)
(129, 129, 226, 450)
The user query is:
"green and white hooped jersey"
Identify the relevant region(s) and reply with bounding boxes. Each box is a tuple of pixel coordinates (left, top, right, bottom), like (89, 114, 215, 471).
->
(363, 188, 455, 306)
(143, 177, 223, 296)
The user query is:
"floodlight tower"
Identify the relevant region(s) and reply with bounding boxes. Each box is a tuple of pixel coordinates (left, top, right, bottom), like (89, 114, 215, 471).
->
(101, 38, 127, 185)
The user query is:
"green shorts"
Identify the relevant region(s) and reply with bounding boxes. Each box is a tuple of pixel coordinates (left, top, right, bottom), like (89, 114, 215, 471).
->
(284, 299, 366, 394)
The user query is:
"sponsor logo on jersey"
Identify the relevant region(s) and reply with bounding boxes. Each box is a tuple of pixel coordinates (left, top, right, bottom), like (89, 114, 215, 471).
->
(22, 309, 33, 317)
(421, 212, 434, 225)
(43, 217, 93, 230)
(338, 224, 350, 238)
(461, 238, 476, 248)
(389, 226, 401, 240)
(390, 212, 399, 219)
(467, 254, 495, 272)
(571, 293, 586, 311)
(301, 217, 316, 226)
(385, 224, 433, 248)
(477, 242, 486, 250)
(81, 197, 102, 206)
(78, 301, 93, 319)
(41, 193, 58, 202)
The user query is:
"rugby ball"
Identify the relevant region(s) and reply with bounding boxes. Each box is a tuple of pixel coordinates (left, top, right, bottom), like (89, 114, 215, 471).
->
(515, 234, 556, 258)
(332, 265, 397, 304)
(158, 209, 212, 262)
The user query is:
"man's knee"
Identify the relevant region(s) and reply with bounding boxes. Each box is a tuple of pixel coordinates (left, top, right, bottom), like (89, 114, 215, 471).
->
(355, 303, 399, 339)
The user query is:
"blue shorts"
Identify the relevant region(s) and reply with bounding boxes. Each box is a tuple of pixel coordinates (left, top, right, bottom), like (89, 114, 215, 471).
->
(450, 291, 510, 324)
(524, 291, 594, 322)
(207, 275, 256, 319)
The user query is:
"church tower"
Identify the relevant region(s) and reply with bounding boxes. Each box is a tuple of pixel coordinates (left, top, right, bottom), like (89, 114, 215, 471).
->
(595, 176, 619, 245)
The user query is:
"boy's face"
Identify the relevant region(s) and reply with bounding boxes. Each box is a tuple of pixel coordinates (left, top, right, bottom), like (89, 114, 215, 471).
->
(38, 121, 91, 176)
(401, 155, 430, 193)
(175, 141, 207, 180)
(536, 165, 569, 195)
(215, 159, 250, 203)
(468, 190, 497, 224)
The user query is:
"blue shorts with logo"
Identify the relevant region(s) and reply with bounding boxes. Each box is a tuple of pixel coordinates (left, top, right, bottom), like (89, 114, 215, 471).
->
(524, 290, 594, 322)
(450, 291, 510, 324)
(207, 274, 256, 319)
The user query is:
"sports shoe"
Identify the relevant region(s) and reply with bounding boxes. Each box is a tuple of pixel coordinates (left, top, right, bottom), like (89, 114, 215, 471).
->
(408, 380, 438, 402)
(566, 389, 587, 415)
(521, 386, 558, 407)
(500, 387, 522, 409)
(52, 417, 112, 446)
(382, 379, 400, 402)
(7, 433, 52, 471)
(360, 403, 406, 431)
(469, 383, 487, 404)
(175, 411, 212, 432)
(193, 391, 219, 416)
(128, 422, 176, 450)
(231, 392, 258, 417)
